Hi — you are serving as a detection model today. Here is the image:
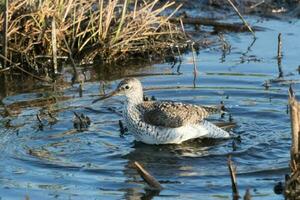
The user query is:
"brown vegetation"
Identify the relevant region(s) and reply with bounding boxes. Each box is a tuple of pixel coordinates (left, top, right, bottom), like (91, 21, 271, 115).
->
(286, 87, 300, 199)
(0, 0, 185, 72)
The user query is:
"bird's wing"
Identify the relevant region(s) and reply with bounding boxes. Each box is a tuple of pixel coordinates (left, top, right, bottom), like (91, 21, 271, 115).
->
(139, 101, 221, 128)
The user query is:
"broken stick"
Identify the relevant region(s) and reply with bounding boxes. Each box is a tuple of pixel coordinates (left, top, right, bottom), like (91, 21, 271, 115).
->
(226, 0, 256, 38)
(134, 161, 163, 190)
(228, 155, 239, 200)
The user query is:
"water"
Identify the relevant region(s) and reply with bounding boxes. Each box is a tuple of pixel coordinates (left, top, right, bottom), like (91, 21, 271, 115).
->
(0, 18, 300, 199)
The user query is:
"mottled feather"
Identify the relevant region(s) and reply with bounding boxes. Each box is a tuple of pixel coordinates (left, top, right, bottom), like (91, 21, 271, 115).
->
(138, 101, 221, 128)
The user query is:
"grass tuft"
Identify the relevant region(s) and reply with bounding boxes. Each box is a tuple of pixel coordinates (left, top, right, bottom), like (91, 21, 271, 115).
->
(0, 0, 186, 72)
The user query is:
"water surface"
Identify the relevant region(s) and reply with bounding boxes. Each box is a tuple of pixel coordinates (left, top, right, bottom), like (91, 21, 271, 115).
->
(0, 18, 300, 199)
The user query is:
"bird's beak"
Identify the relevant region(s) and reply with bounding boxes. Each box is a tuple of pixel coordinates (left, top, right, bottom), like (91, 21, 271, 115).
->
(92, 89, 120, 103)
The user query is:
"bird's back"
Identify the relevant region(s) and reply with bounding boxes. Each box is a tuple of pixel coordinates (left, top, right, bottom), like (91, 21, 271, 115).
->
(120, 100, 229, 144)
(138, 101, 222, 128)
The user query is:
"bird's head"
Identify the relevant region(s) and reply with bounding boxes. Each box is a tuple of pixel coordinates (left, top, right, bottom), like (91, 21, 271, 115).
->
(93, 78, 143, 104)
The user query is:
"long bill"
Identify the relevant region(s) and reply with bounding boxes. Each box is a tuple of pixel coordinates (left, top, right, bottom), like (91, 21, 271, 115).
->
(92, 89, 120, 103)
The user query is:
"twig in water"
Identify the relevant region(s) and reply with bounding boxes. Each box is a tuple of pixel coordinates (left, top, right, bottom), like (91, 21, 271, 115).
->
(79, 83, 83, 97)
(277, 60, 283, 78)
(134, 161, 163, 190)
(219, 34, 231, 62)
(277, 33, 283, 78)
(242, 37, 257, 57)
(36, 114, 43, 124)
(170, 17, 263, 32)
(176, 46, 182, 73)
(51, 17, 58, 74)
(191, 43, 198, 88)
(226, 0, 256, 38)
(277, 33, 282, 59)
(219, 34, 231, 53)
(228, 155, 239, 200)
(127, 72, 181, 78)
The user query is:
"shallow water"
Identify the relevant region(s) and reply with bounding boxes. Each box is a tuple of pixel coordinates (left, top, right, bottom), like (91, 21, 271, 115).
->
(0, 18, 300, 199)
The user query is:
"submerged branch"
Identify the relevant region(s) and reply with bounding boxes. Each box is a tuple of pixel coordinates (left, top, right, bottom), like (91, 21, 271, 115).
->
(226, 0, 256, 37)
(134, 161, 163, 190)
(169, 17, 263, 33)
(228, 155, 239, 200)
(285, 86, 300, 199)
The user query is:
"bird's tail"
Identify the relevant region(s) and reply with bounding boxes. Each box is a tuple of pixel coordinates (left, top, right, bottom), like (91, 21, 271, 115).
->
(199, 120, 231, 138)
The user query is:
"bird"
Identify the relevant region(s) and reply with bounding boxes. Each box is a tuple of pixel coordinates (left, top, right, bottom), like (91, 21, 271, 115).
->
(93, 78, 232, 144)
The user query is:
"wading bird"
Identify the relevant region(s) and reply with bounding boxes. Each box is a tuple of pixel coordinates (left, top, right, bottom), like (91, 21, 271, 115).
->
(93, 78, 232, 144)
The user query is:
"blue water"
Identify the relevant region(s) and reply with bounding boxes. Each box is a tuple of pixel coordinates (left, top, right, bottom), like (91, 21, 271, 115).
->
(0, 18, 300, 199)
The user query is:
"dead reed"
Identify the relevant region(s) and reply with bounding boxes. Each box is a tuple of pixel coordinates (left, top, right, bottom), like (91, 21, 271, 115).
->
(285, 86, 300, 199)
(1, 0, 8, 69)
(0, 0, 185, 73)
(134, 161, 163, 190)
(225, 0, 255, 38)
(228, 155, 239, 200)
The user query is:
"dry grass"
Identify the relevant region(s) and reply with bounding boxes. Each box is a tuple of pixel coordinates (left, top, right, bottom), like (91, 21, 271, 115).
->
(286, 87, 300, 199)
(0, 0, 185, 72)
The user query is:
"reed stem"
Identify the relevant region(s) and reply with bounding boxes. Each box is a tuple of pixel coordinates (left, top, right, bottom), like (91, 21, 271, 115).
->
(1, 0, 8, 69)
(134, 161, 163, 190)
(228, 155, 239, 200)
(51, 17, 58, 74)
(226, 0, 256, 38)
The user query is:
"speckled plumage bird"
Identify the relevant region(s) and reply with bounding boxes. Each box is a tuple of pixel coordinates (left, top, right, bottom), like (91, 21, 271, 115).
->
(93, 78, 231, 144)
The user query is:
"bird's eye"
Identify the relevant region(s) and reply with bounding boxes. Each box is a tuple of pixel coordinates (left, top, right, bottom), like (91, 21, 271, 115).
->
(125, 85, 130, 89)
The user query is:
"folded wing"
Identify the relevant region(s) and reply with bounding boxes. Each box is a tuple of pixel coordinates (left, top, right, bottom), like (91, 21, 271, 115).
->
(139, 101, 221, 128)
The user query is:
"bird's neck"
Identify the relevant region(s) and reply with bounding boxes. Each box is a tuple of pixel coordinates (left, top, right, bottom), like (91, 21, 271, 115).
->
(123, 97, 143, 124)
(124, 93, 143, 116)
(125, 93, 143, 107)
